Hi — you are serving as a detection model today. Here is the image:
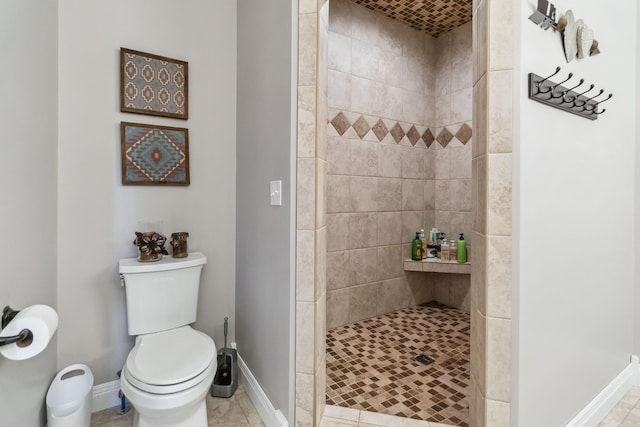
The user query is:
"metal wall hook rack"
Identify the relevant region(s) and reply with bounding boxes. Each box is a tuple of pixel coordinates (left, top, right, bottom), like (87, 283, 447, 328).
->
(528, 66, 612, 120)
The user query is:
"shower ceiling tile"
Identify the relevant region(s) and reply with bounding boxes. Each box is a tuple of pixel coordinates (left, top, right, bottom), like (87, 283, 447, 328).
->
(350, 0, 472, 38)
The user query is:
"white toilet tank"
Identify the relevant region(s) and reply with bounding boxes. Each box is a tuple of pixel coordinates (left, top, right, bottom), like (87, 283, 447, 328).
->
(119, 252, 207, 335)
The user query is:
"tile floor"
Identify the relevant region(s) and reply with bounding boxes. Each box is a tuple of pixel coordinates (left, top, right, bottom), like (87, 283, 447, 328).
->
(326, 302, 470, 426)
(90, 382, 264, 427)
(598, 387, 640, 427)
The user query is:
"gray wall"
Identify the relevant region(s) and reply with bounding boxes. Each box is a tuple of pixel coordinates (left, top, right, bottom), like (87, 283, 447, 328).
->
(236, 0, 294, 420)
(57, 0, 237, 384)
(0, 2, 58, 425)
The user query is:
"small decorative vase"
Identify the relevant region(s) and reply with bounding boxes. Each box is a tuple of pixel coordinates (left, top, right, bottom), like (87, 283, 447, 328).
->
(171, 232, 189, 258)
(133, 231, 168, 262)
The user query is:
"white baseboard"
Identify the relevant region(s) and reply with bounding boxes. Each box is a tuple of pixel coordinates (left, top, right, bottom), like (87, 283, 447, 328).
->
(237, 353, 288, 427)
(92, 379, 121, 412)
(566, 355, 640, 427)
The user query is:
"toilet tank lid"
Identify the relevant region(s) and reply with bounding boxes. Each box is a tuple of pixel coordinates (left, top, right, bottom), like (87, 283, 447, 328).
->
(119, 252, 207, 274)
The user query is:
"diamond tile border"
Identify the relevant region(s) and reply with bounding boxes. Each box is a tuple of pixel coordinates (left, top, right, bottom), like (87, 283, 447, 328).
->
(328, 111, 472, 149)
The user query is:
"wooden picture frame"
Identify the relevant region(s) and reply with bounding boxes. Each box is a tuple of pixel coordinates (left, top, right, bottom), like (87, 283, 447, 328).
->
(120, 48, 188, 120)
(121, 122, 189, 186)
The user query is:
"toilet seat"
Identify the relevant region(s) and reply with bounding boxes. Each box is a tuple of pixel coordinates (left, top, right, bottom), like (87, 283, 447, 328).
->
(124, 326, 216, 395)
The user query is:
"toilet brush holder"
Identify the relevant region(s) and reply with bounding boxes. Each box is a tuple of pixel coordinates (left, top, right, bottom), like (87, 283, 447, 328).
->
(211, 347, 238, 398)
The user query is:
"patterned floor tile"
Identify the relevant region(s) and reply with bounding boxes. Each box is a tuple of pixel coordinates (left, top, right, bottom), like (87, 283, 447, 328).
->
(326, 302, 470, 427)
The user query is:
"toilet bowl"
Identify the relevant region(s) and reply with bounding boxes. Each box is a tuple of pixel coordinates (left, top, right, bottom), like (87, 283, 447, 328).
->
(120, 327, 216, 427)
(119, 252, 216, 427)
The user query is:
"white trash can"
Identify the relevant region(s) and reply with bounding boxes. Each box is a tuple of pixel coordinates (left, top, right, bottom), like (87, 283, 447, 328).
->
(46, 364, 94, 427)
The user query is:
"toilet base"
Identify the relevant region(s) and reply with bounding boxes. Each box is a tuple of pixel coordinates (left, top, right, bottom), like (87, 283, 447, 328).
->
(132, 398, 207, 427)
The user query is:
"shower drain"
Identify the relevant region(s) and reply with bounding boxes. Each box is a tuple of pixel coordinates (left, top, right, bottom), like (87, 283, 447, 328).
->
(415, 354, 435, 365)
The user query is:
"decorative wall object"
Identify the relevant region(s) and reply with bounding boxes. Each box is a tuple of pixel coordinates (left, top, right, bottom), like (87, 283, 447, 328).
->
(528, 66, 613, 120)
(120, 48, 188, 120)
(170, 232, 189, 258)
(133, 231, 168, 262)
(529, 3, 601, 62)
(121, 122, 189, 186)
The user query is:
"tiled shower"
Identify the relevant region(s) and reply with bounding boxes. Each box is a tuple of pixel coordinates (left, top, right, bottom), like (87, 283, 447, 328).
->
(326, 0, 473, 327)
(324, 0, 474, 424)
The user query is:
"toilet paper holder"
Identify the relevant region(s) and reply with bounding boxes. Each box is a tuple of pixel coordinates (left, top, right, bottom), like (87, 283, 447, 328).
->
(0, 306, 33, 348)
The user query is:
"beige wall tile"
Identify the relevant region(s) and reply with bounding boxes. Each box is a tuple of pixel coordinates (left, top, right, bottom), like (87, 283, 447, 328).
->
(486, 317, 511, 401)
(451, 87, 473, 124)
(474, 155, 487, 234)
(298, 85, 317, 158)
(299, 158, 317, 228)
(435, 180, 452, 211)
(351, 247, 378, 285)
(351, 75, 385, 118)
(376, 178, 402, 211)
(327, 0, 352, 36)
(327, 213, 350, 252)
(476, 0, 487, 80)
(349, 283, 379, 323)
(317, 159, 327, 228)
(402, 179, 426, 211)
(299, 0, 316, 14)
(297, 229, 316, 302)
(350, 2, 379, 47)
(377, 212, 402, 245)
(352, 38, 381, 82)
(327, 288, 350, 330)
(424, 180, 436, 210)
(296, 301, 315, 374)
(327, 174, 350, 213)
(471, 307, 486, 392)
(315, 227, 327, 299)
(299, 13, 318, 86)
(488, 0, 513, 72)
(295, 372, 315, 425)
(435, 94, 452, 128)
(327, 250, 350, 291)
(486, 236, 511, 319)
(472, 74, 487, 159)
(470, 376, 487, 427)
(315, 293, 326, 370)
(471, 231, 487, 316)
(382, 85, 405, 123)
(328, 69, 351, 110)
(350, 139, 378, 176)
(451, 179, 472, 212)
(378, 144, 402, 178)
(349, 213, 378, 249)
(401, 211, 425, 243)
(486, 399, 510, 427)
(424, 147, 435, 179)
(450, 146, 472, 179)
(435, 149, 450, 179)
(318, 90, 328, 161)
(350, 176, 378, 212)
(327, 136, 351, 175)
(486, 179, 512, 237)
(488, 70, 513, 154)
(377, 277, 412, 315)
(328, 31, 351, 73)
(376, 244, 404, 280)
(401, 146, 426, 179)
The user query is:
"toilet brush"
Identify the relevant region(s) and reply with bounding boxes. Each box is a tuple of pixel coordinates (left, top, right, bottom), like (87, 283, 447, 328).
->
(214, 317, 232, 386)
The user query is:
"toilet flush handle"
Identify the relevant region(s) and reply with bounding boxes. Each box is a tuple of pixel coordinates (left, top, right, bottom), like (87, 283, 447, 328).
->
(119, 274, 125, 287)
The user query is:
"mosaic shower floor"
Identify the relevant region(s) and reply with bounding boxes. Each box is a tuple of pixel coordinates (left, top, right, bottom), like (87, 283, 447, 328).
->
(326, 302, 470, 426)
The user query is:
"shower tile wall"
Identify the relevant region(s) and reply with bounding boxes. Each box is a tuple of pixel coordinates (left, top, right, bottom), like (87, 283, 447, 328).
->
(326, 0, 473, 330)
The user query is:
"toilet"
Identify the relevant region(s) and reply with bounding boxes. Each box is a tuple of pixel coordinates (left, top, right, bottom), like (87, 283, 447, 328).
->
(119, 252, 216, 427)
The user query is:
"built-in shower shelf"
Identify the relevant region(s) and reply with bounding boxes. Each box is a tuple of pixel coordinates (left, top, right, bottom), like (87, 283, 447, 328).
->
(404, 259, 471, 274)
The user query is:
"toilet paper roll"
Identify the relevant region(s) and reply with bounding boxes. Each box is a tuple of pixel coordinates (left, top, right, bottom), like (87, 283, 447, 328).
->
(0, 305, 58, 360)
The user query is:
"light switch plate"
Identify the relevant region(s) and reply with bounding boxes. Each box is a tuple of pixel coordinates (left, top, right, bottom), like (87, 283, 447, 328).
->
(270, 180, 282, 206)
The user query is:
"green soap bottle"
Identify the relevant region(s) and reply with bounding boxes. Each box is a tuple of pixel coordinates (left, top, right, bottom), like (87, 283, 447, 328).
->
(457, 233, 467, 264)
(412, 232, 423, 261)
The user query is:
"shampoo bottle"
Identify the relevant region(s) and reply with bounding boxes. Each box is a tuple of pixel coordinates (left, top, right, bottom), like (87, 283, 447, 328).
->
(457, 233, 467, 264)
(419, 229, 427, 259)
(412, 232, 423, 261)
(441, 239, 450, 261)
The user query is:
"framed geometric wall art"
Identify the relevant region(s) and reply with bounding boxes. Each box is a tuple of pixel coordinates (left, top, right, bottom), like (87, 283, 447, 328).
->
(120, 48, 188, 120)
(121, 122, 190, 186)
